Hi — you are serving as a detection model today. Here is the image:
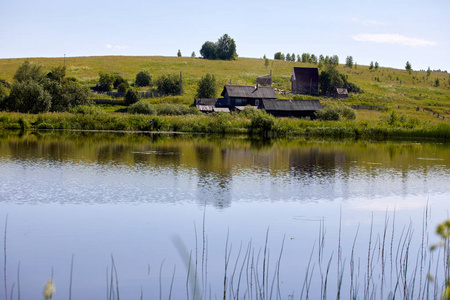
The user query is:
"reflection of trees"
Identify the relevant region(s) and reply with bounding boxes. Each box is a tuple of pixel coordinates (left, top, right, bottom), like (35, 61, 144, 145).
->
(194, 145, 232, 209)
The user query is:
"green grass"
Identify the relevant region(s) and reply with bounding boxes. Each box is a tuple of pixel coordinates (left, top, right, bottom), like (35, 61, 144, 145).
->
(0, 56, 448, 129)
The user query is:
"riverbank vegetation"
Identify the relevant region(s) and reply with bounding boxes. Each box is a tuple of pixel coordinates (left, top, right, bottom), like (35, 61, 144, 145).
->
(0, 56, 448, 139)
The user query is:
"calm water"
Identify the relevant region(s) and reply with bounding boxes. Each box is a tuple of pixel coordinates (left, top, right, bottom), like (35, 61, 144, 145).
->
(0, 131, 448, 299)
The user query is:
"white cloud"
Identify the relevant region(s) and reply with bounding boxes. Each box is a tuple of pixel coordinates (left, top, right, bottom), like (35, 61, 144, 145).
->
(352, 34, 437, 47)
(106, 44, 129, 51)
(352, 18, 387, 26)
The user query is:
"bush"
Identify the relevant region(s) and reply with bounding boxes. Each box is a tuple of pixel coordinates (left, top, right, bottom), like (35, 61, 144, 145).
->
(135, 71, 152, 87)
(315, 103, 357, 121)
(247, 110, 276, 137)
(196, 74, 217, 98)
(6, 80, 51, 113)
(97, 72, 115, 91)
(128, 101, 156, 115)
(113, 75, 128, 89)
(155, 74, 182, 96)
(154, 103, 200, 116)
(125, 89, 141, 105)
(13, 61, 45, 83)
(117, 82, 128, 93)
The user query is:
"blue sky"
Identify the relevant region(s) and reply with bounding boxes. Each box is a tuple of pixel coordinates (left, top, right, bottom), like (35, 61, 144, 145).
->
(1, 0, 449, 71)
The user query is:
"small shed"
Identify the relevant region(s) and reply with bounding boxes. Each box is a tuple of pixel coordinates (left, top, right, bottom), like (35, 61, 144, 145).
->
(291, 67, 319, 95)
(334, 88, 348, 99)
(260, 99, 322, 119)
(221, 85, 277, 108)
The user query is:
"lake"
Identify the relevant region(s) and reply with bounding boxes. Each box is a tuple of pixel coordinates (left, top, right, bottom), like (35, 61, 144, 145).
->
(0, 131, 448, 299)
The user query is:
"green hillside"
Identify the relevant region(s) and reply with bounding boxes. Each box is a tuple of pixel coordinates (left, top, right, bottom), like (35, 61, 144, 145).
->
(0, 56, 449, 124)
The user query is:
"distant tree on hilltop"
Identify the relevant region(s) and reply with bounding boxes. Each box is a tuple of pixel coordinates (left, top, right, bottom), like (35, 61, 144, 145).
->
(200, 34, 237, 60)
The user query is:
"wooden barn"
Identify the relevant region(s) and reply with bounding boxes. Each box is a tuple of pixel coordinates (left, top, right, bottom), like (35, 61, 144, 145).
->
(221, 85, 277, 110)
(291, 67, 319, 95)
(260, 99, 322, 119)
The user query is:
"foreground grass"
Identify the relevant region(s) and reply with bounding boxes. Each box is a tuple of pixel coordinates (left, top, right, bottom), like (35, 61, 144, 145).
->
(1, 111, 449, 140)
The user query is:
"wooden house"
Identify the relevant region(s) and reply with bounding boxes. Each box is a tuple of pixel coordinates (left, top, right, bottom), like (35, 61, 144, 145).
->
(260, 99, 322, 119)
(291, 67, 319, 95)
(221, 85, 277, 110)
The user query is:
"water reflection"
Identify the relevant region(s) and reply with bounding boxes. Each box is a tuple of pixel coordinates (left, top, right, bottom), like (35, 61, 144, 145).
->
(0, 131, 448, 206)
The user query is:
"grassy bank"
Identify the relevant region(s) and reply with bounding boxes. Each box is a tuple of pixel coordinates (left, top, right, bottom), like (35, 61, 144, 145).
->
(1, 111, 449, 140)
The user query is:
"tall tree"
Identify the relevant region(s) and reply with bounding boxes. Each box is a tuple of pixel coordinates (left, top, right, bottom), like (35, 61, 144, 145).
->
(200, 41, 217, 60)
(345, 56, 353, 68)
(216, 34, 237, 60)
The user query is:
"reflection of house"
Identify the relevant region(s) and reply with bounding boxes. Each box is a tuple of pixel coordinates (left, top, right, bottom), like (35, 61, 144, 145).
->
(334, 88, 348, 99)
(260, 99, 322, 119)
(291, 67, 319, 95)
(221, 85, 277, 110)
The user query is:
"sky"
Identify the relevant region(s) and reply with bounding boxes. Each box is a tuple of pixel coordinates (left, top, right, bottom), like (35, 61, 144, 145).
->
(1, 0, 449, 71)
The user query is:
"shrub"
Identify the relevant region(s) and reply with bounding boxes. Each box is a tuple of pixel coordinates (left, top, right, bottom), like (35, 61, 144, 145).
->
(154, 103, 200, 116)
(6, 80, 51, 113)
(247, 110, 276, 137)
(13, 61, 45, 83)
(125, 88, 141, 105)
(155, 74, 182, 95)
(135, 71, 152, 87)
(196, 74, 217, 98)
(315, 103, 356, 121)
(128, 101, 156, 115)
(117, 82, 128, 93)
(113, 75, 127, 89)
(97, 72, 115, 91)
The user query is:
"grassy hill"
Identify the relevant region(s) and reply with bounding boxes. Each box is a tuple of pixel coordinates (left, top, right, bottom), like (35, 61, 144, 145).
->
(0, 56, 449, 124)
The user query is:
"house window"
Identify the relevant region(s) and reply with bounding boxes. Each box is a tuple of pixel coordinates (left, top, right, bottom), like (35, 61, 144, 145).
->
(255, 99, 260, 106)
(235, 98, 242, 105)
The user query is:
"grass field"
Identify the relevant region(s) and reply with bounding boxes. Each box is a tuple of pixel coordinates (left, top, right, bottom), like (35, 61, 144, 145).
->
(0, 55, 449, 125)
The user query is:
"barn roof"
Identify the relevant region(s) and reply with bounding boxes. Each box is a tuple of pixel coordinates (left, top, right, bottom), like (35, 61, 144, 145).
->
(291, 67, 319, 82)
(262, 99, 322, 111)
(221, 85, 277, 99)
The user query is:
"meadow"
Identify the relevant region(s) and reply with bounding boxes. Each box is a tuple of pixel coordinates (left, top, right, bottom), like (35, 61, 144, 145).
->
(0, 56, 449, 137)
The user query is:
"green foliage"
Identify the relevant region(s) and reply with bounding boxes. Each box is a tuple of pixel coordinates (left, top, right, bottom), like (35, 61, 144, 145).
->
(345, 56, 353, 68)
(375, 61, 379, 69)
(70, 105, 103, 115)
(155, 74, 182, 95)
(128, 100, 156, 115)
(435, 78, 440, 87)
(13, 61, 45, 83)
(113, 75, 128, 89)
(45, 80, 91, 112)
(216, 34, 237, 60)
(97, 72, 115, 91)
(380, 110, 420, 128)
(319, 64, 362, 95)
(47, 66, 66, 82)
(427, 67, 431, 77)
(177, 49, 182, 57)
(369, 61, 374, 70)
(274, 52, 284, 60)
(200, 41, 217, 60)
(405, 61, 412, 74)
(117, 82, 128, 93)
(315, 103, 357, 121)
(247, 110, 276, 137)
(135, 71, 152, 87)
(199, 34, 237, 60)
(125, 88, 141, 105)
(154, 103, 200, 116)
(191, 51, 196, 58)
(196, 74, 217, 98)
(264, 58, 269, 68)
(6, 80, 52, 113)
